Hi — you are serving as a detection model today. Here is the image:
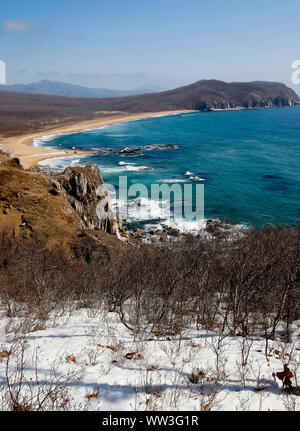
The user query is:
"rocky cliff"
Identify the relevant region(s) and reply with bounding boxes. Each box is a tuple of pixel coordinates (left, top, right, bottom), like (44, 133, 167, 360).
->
(54, 165, 123, 239)
(0, 152, 124, 248)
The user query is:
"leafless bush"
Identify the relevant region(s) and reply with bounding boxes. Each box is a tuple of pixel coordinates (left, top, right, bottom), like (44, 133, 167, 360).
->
(0, 336, 83, 411)
(0, 225, 298, 343)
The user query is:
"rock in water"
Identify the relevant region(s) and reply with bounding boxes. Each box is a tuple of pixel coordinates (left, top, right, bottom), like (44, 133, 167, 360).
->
(55, 165, 123, 239)
(120, 147, 141, 154)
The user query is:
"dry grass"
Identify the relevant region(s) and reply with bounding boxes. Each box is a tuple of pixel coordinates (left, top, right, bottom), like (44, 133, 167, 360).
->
(0, 151, 123, 251)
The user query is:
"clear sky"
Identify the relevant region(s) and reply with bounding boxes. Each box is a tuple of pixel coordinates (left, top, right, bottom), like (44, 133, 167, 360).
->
(1, 0, 300, 91)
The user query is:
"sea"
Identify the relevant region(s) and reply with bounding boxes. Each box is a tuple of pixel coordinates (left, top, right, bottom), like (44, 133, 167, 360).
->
(36, 106, 300, 233)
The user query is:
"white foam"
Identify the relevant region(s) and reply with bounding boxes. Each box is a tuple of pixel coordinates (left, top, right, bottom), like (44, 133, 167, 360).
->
(157, 179, 187, 183)
(102, 165, 153, 173)
(83, 125, 109, 133)
(113, 195, 209, 235)
(162, 218, 207, 233)
(32, 134, 61, 147)
(189, 176, 206, 181)
(118, 161, 137, 166)
(184, 171, 194, 176)
(113, 196, 170, 223)
(38, 154, 88, 170)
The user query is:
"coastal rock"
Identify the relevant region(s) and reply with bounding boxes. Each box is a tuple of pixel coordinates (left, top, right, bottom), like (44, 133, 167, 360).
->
(96, 148, 116, 154)
(120, 147, 141, 154)
(144, 144, 178, 151)
(56, 165, 123, 239)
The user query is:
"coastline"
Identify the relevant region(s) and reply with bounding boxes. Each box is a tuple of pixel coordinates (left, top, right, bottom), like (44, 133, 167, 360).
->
(0, 110, 195, 169)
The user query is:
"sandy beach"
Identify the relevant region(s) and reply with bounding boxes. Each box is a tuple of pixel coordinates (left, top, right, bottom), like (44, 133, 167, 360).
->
(0, 110, 194, 169)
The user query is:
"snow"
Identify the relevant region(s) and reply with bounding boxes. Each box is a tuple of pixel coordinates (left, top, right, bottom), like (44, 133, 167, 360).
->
(0, 307, 299, 411)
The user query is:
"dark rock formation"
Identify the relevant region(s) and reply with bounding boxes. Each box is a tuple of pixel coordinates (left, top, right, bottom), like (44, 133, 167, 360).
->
(144, 144, 178, 151)
(55, 165, 124, 239)
(120, 147, 141, 154)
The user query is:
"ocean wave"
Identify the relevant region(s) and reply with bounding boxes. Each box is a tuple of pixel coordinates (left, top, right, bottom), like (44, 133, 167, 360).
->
(38, 154, 88, 170)
(32, 134, 62, 147)
(113, 195, 247, 236)
(113, 196, 170, 223)
(102, 164, 153, 173)
(118, 161, 137, 166)
(189, 176, 206, 181)
(162, 218, 207, 233)
(156, 179, 187, 183)
(113, 195, 208, 234)
(83, 125, 109, 133)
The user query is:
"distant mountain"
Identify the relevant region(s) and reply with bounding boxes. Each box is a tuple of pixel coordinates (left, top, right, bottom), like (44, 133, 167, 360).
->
(0, 79, 298, 137)
(0, 79, 164, 98)
(99, 79, 298, 112)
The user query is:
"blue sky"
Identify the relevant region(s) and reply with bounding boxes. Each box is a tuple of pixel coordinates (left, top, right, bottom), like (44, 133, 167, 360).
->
(1, 0, 300, 90)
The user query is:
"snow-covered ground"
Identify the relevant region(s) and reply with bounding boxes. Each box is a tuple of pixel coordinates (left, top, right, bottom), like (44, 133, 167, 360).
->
(0, 307, 299, 411)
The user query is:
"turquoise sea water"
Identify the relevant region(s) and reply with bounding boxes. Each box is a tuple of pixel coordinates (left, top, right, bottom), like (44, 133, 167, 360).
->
(38, 107, 300, 231)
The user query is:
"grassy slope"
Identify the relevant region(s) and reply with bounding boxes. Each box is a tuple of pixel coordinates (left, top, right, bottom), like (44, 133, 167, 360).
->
(0, 151, 122, 251)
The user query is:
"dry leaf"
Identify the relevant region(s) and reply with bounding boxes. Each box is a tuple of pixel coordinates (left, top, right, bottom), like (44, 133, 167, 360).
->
(13, 403, 32, 411)
(153, 392, 162, 398)
(154, 332, 163, 337)
(276, 364, 294, 388)
(85, 393, 98, 399)
(0, 350, 9, 359)
(106, 345, 117, 352)
(189, 371, 205, 384)
(66, 355, 76, 363)
(125, 352, 142, 360)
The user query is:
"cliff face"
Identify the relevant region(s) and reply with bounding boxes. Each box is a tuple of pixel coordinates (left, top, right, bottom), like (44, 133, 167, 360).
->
(55, 165, 123, 239)
(0, 152, 124, 247)
(137, 80, 299, 111)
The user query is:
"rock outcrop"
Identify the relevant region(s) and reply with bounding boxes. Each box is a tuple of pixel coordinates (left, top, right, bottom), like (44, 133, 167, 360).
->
(54, 165, 123, 239)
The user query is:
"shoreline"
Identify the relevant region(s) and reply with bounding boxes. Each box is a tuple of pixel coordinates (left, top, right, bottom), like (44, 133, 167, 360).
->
(2, 104, 296, 170)
(0, 110, 195, 169)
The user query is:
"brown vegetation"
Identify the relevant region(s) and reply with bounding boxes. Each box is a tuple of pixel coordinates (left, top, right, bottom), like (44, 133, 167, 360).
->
(0, 151, 124, 250)
(0, 222, 298, 342)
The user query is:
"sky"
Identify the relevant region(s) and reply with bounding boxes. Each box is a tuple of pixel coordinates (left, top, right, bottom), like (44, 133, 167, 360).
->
(1, 0, 300, 91)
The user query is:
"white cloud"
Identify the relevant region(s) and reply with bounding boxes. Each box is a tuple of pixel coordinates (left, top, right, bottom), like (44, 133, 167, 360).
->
(4, 20, 34, 34)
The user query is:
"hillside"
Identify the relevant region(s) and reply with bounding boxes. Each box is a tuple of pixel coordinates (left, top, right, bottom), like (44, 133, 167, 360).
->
(0, 151, 126, 250)
(0, 80, 298, 137)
